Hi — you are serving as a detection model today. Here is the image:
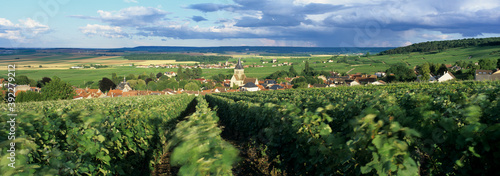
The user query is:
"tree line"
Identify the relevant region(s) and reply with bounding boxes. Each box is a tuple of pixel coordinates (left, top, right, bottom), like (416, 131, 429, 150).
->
(96, 67, 210, 93)
(380, 37, 500, 55)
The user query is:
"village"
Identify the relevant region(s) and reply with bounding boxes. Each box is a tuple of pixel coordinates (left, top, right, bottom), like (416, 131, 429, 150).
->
(3, 57, 500, 102)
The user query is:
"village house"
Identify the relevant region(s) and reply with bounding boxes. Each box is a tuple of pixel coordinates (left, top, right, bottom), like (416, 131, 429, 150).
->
(241, 82, 259, 91)
(370, 80, 387, 85)
(476, 69, 500, 81)
(375, 72, 386, 78)
(417, 71, 455, 82)
(435, 71, 456, 82)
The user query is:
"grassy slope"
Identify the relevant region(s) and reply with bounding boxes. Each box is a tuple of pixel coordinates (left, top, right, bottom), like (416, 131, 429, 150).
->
(4, 46, 500, 86)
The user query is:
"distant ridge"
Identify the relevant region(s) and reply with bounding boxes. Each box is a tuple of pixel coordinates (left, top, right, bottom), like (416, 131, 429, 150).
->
(111, 46, 394, 54)
(379, 37, 500, 55)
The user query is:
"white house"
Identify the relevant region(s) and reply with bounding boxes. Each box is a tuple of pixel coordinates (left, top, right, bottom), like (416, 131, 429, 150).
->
(349, 80, 361, 86)
(417, 71, 455, 82)
(375, 72, 386, 78)
(241, 82, 259, 91)
(435, 71, 455, 82)
(370, 80, 386, 85)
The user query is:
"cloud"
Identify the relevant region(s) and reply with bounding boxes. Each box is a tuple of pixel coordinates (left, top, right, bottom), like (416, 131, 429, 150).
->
(187, 3, 239, 13)
(79, 24, 129, 38)
(72, 6, 169, 27)
(321, 0, 500, 36)
(74, 1, 500, 47)
(0, 18, 50, 43)
(187, 0, 342, 27)
(192, 16, 207, 22)
(124, 0, 138, 3)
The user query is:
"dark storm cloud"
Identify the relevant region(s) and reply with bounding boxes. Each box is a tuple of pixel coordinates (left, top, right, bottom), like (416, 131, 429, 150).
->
(192, 16, 208, 22)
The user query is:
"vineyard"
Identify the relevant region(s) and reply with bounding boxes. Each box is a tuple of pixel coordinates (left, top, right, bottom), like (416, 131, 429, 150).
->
(1, 81, 500, 175)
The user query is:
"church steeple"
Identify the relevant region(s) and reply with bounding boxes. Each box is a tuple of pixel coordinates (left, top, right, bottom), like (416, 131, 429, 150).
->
(235, 58, 243, 69)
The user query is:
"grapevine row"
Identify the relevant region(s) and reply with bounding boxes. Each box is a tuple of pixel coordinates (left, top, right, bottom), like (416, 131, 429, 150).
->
(0, 94, 195, 175)
(167, 96, 239, 175)
(206, 81, 500, 175)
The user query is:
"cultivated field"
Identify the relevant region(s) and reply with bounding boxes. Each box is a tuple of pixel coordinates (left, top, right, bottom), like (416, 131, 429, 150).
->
(0, 53, 198, 70)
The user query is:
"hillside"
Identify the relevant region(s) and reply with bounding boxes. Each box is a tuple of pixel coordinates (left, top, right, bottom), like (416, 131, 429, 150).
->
(379, 37, 500, 55)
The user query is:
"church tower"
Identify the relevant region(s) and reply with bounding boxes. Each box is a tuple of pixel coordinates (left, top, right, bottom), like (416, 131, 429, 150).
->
(230, 58, 246, 87)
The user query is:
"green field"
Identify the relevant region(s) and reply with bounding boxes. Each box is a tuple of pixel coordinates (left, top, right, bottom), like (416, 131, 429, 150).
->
(4, 45, 500, 86)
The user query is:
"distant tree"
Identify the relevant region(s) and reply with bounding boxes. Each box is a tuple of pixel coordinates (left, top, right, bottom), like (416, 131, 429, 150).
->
(289, 65, 298, 77)
(293, 82, 308, 89)
(385, 63, 416, 82)
(166, 81, 179, 90)
(193, 67, 202, 78)
(420, 63, 431, 81)
(303, 61, 312, 76)
(29, 79, 37, 87)
(127, 80, 138, 88)
(184, 69, 193, 79)
(179, 80, 189, 89)
(429, 63, 439, 75)
(276, 78, 287, 84)
(291, 77, 307, 85)
(159, 75, 170, 81)
(305, 76, 323, 84)
(98, 77, 116, 93)
(84, 80, 94, 87)
(202, 81, 215, 90)
(211, 74, 231, 83)
(437, 64, 449, 75)
(157, 80, 169, 90)
(184, 82, 200, 91)
(112, 73, 119, 84)
(41, 77, 52, 85)
(266, 70, 290, 80)
(156, 72, 163, 79)
(42, 77, 75, 101)
(478, 59, 498, 70)
(147, 81, 158, 90)
(14, 75, 31, 85)
(177, 67, 189, 80)
(126, 74, 137, 80)
(365, 52, 370, 57)
(138, 74, 149, 80)
(145, 78, 153, 85)
(497, 58, 500, 69)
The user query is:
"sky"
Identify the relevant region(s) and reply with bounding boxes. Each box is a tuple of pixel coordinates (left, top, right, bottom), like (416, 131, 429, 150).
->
(0, 0, 499, 48)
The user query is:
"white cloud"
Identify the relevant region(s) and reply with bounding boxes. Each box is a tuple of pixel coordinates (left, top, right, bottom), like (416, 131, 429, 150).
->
(79, 24, 129, 38)
(0, 18, 50, 43)
(72, 6, 169, 27)
(124, 0, 138, 3)
(403, 41, 412, 46)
